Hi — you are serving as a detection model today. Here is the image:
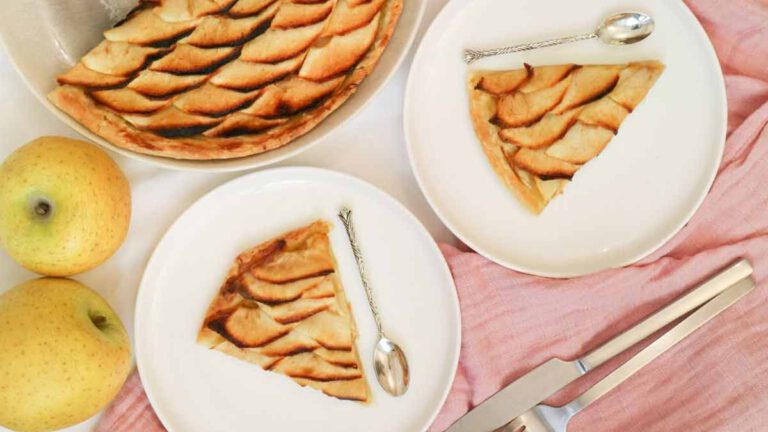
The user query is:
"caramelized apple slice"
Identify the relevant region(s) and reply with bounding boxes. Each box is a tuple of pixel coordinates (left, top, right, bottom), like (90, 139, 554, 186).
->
(551, 65, 622, 114)
(293, 309, 353, 350)
(229, 0, 278, 18)
(324, 0, 386, 36)
(299, 13, 380, 81)
(210, 55, 305, 91)
(202, 113, 287, 137)
(244, 76, 344, 115)
(174, 83, 260, 116)
(217, 306, 289, 347)
(104, 9, 198, 45)
(239, 274, 328, 303)
(259, 298, 335, 324)
(250, 245, 335, 283)
(499, 108, 580, 148)
(82, 41, 163, 76)
(270, 352, 363, 380)
(476, 67, 531, 95)
(153, 0, 227, 22)
(240, 85, 285, 116)
(57, 63, 131, 89)
(90, 88, 171, 114)
(240, 21, 325, 63)
(518, 64, 576, 93)
(128, 70, 207, 97)
(512, 147, 580, 178)
(545, 122, 614, 164)
(257, 331, 321, 357)
(122, 107, 221, 132)
(302, 278, 336, 299)
(182, 5, 278, 48)
(272, 0, 335, 28)
(314, 347, 359, 367)
(609, 61, 665, 111)
(150, 44, 237, 74)
(536, 177, 569, 202)
(577, 97, 629, 132)
(496, 75, 571, 127)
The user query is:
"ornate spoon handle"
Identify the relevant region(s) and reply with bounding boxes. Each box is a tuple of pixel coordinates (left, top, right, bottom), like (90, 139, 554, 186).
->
(338, 207, 384, 337)
(464, 32, 596, 64)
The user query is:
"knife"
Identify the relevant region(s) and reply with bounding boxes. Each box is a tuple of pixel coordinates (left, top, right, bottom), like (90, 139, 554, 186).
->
(445, 259, 753, 432)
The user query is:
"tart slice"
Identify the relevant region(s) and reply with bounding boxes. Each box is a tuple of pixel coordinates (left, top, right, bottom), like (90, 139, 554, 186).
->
(467, 61, 664, 214)
(197, 220, 371, 402)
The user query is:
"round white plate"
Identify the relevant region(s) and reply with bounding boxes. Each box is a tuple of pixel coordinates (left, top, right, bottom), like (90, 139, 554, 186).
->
(134, 167, 460, 432)
(0, 1, 425, 172)
(405, 0, 726, 277)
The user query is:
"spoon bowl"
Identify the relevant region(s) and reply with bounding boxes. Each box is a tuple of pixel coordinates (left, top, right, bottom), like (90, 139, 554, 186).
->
(374, 337, 410, 396)
(597, 12, 655, 45)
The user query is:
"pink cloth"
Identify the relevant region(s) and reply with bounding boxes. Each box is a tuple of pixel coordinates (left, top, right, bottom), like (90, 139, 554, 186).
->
(95, 0, 768, 431)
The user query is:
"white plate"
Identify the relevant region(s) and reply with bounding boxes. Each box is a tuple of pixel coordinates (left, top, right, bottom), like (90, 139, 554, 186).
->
(134, 167, 460, 432)
(404, 0, 726, 277)
(0, 0, 425, 172)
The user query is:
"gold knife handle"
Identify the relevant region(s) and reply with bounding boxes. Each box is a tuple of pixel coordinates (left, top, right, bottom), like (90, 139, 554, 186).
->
(573, 276, 754, 408)
(579, 259, 752, 370)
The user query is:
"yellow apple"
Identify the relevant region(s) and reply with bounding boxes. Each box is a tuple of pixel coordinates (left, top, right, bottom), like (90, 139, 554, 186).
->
(0, 278, 132, 432)
(0, 136, 131, 276)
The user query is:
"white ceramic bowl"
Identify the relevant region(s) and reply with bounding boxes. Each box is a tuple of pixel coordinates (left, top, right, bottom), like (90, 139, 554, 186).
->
(0, 0, 425, 171)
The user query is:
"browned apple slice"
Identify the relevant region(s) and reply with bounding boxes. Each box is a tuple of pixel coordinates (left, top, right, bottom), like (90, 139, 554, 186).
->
(210, 55, 305, 91)
(57, 63, 131, 89)
(240, 21, 325, 63)
(551, 65, 622, 114)
(229, 0, 278, 18)
(257, 331, 321, 357)
(324, 0, 386, 36)
(174, 83, 260, 116)
(293, 310, 353, 350)
(577, 97, 629, 132)
(150, 44, 237, 75)
(545, 122, 614, 164)
(153, 0, 227, 22)
(250, 245, 335, 283)
(240, 85, 284, 116)
(314, 347, 359, 367)
(239, 274, 328, 303)
(269, 352, 363, 380)
(182, 4, 278, 47)
(259, 298, 336, 324)
(122, 107, 221, 133)
(475, 67, 531, 95)
(215, 306, 289, 347)
(299, 13, 380, 81)
(244, 76, 344, 115)
(512, 147, 580, 178)
(127, 70, 207, 97)
(518, 64, 576, 93)
(272, 0, 335, 28)
(82, 41, 164, 76)
(202, 113, 287, 137)
(90, 88, 171, 114)
(536, 177, 568, 202)
(499, 108, 580, 148)
(301, 278, 336, 299)
(104, 9, 198, 45)
(496, 75, 571, 127)
(609, 61, 665, 111)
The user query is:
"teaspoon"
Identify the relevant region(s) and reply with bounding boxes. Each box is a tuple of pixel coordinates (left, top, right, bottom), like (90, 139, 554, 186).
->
(464, 12, 655, 64)
(339, 207, 410, 396)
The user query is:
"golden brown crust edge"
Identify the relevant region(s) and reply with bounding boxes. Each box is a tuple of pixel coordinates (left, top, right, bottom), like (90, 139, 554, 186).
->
(467, 72, 547, 214)
(47, 0, 404, 161)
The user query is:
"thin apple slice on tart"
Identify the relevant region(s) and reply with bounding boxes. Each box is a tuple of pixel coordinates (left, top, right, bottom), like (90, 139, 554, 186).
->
(197, 220, 371, 403)
(467, 61, 664, 214)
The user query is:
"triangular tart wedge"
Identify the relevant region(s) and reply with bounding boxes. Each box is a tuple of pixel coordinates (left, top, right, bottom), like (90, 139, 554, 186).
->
(197, 220, 371, 403)
(47, 0, 403, 160)
(468, 61, 664, 214)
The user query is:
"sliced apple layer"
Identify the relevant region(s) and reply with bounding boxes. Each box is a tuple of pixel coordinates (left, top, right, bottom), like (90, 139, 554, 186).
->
(468, 61, 664, 214)
(197, 221, 370, 403)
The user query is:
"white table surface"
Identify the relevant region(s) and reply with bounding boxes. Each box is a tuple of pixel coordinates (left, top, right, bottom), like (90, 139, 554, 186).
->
(0, 1, 453, 430)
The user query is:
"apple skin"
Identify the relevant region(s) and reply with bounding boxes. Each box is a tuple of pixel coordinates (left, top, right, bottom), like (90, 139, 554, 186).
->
(0, 278, 132, 432)
(0, 136, 131, 276)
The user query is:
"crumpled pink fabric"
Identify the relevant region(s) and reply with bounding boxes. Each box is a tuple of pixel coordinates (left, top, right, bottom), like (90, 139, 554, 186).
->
(94, 1, 768, 431)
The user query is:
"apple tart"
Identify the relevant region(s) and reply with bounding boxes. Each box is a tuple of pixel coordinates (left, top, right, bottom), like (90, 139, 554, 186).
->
(468, 61, 664, 214)
(48, 0, 403, 160)
(197, 220, 370, 402)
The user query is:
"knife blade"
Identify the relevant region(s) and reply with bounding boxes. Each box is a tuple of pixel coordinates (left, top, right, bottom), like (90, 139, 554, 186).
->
(445, 259, 752, 432)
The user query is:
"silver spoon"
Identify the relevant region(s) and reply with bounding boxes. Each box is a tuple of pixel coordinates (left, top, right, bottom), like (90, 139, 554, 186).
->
(464, 12, 655, 64)
(338, 207, 409, 396)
